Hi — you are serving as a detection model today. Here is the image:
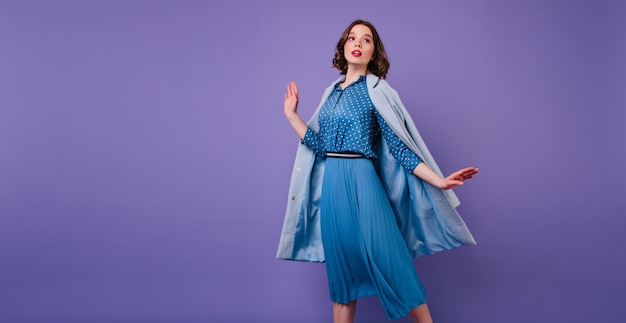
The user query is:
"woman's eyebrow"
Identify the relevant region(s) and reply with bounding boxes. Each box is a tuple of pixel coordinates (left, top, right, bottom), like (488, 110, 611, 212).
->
(349, 32, 373, 38)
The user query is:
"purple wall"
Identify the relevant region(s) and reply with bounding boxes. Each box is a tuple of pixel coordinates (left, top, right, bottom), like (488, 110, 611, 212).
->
(1, 1, 625, 322)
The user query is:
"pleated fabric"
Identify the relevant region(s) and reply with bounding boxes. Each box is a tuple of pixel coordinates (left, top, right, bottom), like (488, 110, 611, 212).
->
(320, 157, 426, 320)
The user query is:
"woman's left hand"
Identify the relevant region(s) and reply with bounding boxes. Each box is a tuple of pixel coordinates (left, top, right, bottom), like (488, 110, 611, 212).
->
(439, 167, 479, 190)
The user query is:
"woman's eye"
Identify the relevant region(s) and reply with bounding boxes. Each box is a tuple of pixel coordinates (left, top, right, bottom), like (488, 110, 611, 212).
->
(348, 36, 355, 41)
(364, 39, 371, 43)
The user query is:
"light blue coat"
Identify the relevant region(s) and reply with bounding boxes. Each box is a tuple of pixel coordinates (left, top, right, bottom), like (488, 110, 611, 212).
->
(276, 74, 476, 262)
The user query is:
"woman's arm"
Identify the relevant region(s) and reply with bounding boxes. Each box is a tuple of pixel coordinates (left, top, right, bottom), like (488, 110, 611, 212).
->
(283, 82, 327, 156)
(375, 110, 478, 188)
(413, 163, 479, 190)
(284, 82, 308, 140)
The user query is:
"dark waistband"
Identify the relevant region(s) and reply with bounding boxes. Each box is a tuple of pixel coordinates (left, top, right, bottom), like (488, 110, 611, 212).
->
(326, 152, 366, 158)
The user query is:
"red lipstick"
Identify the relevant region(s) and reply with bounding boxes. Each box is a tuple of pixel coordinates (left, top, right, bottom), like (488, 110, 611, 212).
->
(351, 50, 362, 57)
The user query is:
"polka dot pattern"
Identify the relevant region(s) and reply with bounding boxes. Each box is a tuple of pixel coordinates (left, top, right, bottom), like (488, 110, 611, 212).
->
(302, 76, 422, 172)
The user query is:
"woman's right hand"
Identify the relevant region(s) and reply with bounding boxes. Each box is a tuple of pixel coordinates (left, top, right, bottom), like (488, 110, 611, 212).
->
(284, 82, 299, 119)
(282, 81, 307, 139)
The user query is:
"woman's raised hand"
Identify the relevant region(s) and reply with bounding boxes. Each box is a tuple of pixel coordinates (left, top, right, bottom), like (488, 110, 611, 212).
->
(439, 167, 479, 190)
(284, 82, 299, 118)
(283, 82, 308, 139)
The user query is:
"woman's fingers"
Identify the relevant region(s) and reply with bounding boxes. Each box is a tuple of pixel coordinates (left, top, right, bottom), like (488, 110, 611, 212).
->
(285, 82, 299, 100)
(284, 82, 299, 117)
(457, 167, 479, 179)
(292, 82, 298, 96)
(447, 167, 479, 185)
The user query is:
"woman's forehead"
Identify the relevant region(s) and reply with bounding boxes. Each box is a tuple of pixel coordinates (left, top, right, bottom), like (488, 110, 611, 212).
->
(349, 24, 372, 36)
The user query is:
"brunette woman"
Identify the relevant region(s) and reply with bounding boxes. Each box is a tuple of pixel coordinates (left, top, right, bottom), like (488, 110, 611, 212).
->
(277, 20, 478, 323)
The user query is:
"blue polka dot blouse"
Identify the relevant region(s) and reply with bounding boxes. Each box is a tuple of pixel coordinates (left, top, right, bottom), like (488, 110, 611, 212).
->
(302, 75, 422, 172)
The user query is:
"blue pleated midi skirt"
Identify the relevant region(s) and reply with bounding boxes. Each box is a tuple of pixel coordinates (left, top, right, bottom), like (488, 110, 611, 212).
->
(320, 157, 426, 320)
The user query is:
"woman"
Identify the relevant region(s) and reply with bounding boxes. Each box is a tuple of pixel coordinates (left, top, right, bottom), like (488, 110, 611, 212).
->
(277, 20, 478, 323)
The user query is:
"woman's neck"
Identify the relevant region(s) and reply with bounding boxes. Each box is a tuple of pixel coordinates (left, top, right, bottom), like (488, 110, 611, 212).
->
(342, 66, 368, 88)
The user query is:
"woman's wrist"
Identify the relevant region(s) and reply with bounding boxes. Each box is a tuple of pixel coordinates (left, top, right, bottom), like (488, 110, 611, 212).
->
(413, 163, 445, 188)
(436, 178, 447, 189)
(285, 111, 300, 121)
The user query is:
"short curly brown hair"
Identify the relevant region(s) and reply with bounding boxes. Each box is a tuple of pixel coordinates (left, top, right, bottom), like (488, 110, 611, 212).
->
(332, 20, 390, 79)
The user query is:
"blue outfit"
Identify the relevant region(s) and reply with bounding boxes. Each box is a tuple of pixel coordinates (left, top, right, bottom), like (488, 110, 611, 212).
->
(276, 74, 476, 319)
(301, 76, 426, 319)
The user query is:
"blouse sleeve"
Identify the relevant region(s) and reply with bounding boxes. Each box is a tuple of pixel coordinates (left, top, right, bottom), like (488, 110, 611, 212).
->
(300, 127, 326, 156)
(375, 110, 422, 172)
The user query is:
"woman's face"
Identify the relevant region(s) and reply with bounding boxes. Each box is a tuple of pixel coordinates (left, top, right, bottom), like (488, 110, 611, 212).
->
(343, 24, 374, 69)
